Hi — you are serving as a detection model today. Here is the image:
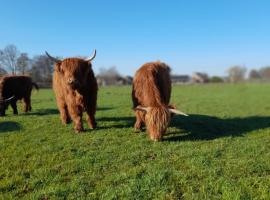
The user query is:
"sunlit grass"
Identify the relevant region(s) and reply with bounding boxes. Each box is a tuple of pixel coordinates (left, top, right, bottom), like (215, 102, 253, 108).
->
(0, 83, 270, 199)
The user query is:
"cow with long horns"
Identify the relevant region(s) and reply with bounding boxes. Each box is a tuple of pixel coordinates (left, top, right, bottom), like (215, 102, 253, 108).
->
(46, 50, 98, 133)
(0, 75, 39, 116)
(132, 61, 188, 141)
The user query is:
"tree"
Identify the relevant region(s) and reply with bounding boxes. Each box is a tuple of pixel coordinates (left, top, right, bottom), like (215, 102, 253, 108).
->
(0, 67, 7, 76)
(17, 53, 30, 75)
(249, 69, 261, 80)
(98, 66, 120, 77)
(30, 55, 54, 84)
(227, 65, 247, 83)
(209, 76, 224, 83)
(0, 44, 19, 74)
(97, 66, 122, 86)
(259, 67, 270, 80)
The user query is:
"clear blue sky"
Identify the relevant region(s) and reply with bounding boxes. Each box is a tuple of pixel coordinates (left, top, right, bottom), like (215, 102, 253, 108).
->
(1, 0, 270, 76)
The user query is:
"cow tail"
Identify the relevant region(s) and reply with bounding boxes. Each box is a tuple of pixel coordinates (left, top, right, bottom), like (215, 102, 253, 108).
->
(32, 82, 39, 90)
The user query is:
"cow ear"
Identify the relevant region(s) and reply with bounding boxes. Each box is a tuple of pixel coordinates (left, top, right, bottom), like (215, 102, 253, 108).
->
(55, 62, 63, 73)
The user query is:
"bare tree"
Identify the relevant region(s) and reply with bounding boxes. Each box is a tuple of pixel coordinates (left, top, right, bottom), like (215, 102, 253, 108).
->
(0, 67, 7, 76)
(0, 44, 19, 74)
(99, 66, 120, 77)
(17, 53, 30, 75)
(259, 67, 270, 80)
(227, 65, 247, 83)
(249, 69, 261, 80)
(97, 66, 124, 86)
(30, 54, 54, 85)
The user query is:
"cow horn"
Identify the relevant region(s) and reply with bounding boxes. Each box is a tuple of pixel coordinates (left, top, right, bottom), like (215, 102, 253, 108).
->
(0, 96, 15, 103)
(45, 51, 61, 63)
(169, 108, 189, 116)
(135, 105, 149, 112)
(85, 49, 96, 62)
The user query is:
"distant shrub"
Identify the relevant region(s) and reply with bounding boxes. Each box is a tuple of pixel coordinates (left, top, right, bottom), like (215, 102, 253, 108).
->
(210, 76, 224, 83)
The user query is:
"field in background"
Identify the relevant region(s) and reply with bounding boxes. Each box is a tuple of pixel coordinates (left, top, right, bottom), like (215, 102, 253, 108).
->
(0, 84, 270, 199)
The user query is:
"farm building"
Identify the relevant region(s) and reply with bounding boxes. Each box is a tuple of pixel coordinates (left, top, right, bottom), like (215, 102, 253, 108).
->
(96, 75, 133, 86)
(192, 72, 209, 83)
(171, 75, 191, 84)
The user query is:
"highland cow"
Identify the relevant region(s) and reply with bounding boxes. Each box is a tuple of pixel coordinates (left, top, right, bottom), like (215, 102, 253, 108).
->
(132, 61, 188, 141)
(0, 75, 39, 116)
(46, 50, 98, 133)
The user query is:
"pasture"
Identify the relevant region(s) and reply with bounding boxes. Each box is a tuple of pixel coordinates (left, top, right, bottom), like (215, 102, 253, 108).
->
(0, 84, 270, 199)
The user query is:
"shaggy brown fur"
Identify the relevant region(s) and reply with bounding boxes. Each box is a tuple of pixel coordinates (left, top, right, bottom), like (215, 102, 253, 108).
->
(132, 61, 174, 141)
(53, 58, 98, 133)
(0, 75, 39, 116)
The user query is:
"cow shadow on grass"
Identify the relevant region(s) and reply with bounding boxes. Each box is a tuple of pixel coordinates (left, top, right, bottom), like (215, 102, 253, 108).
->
(165, 114, 270, 141)
(25, 107, 113, 116)
(0, 121, 22, 133)
(96, 114, 270, 141)
(97, 116, 135, 129)
(97, 107, 113, 111)
(24, 108, 59, 116)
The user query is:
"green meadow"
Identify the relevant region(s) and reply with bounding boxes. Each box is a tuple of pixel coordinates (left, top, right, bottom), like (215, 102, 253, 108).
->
(0, 84, 270, 199)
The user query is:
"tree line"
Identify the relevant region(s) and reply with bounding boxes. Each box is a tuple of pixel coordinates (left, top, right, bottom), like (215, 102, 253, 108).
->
(0, 44, 54, 86)
(226, 65, 270, 83)
(1, 44, 270, 86)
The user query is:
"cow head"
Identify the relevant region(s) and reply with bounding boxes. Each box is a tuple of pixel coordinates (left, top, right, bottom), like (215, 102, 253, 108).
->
(135, 105, 188, 141)
(46, 50, 96, 89)
(0, 96, 15, 116)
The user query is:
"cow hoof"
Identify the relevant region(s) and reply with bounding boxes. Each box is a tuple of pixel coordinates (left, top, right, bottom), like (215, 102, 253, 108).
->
(62, 121, 71, 125)
(89, 124, 96, 129)
(74, 128, 84, 133)
(88, 121, 97, 129)
(134, 128, 142, 133)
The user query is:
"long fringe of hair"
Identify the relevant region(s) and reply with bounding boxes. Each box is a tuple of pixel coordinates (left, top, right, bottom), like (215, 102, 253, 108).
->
(145, 106, 171, 141)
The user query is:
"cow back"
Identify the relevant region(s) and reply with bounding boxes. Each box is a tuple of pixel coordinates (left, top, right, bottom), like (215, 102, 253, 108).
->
(132, 62, 171, 108)
(0, 76, 33, 99)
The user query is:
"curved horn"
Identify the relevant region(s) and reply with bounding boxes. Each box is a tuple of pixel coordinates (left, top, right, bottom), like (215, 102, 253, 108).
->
(0, 96, 15, 103)
(85, 49, 96, 62)
(45, 51, 61, 63)
(169, 108, 188, 116)
(134, 105, 149, 112)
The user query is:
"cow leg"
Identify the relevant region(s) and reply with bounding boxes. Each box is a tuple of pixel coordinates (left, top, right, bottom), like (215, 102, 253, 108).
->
(59, 104, 71, 125)
(23, 97, 31, 112)
(0, 103, 8, 116)
(85, 94, 97, 129)
(68, 105, 83, 133)
(86, 108, 96, 129)
(134, 110, 144, 132)
(10, 101, 18, 115)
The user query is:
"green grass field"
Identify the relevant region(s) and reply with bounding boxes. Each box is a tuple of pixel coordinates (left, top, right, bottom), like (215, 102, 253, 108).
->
(0, 84, 270, 199)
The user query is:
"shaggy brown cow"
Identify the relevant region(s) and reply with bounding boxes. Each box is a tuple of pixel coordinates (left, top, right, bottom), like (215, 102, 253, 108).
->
(132, 61, 188, 141)
(0, 75, 39, 116)
(46, 50, 98, 133)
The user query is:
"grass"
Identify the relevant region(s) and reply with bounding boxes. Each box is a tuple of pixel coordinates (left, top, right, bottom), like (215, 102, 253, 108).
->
(0, 83, 270, 199)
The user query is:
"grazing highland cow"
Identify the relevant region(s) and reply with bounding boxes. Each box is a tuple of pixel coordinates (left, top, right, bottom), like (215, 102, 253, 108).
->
(0, 75, 39, 116)
(132, 61, 188, 141)
(46, 50, 98, 133)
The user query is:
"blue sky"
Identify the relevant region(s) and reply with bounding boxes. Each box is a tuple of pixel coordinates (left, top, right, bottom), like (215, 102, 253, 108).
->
(1, 0, 270, 76)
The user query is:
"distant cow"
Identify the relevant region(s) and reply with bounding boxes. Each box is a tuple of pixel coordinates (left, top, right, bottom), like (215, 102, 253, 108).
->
(132, 61, 188, 141)
(46, 50, 98, 133)
(0, 75, 39, 116)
